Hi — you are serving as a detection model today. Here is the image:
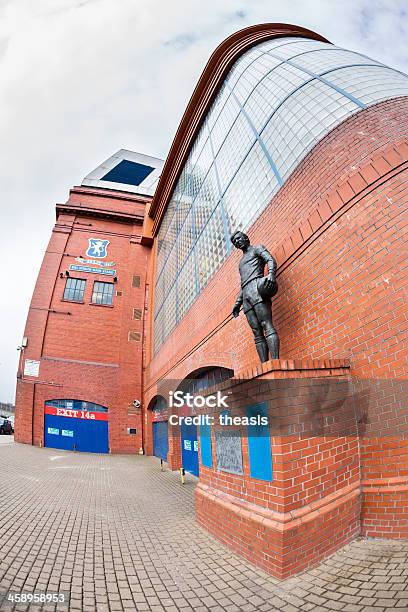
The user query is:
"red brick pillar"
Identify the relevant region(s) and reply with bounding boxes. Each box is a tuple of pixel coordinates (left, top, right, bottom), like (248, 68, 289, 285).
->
(167, 421, 182, 471)
(195, 358, 361, 579)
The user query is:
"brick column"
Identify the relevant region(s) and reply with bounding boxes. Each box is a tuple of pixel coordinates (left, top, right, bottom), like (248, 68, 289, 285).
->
(195, 358, 361, 579)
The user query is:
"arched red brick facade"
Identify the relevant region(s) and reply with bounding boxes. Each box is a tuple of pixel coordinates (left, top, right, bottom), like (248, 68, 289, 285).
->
(142, 23, 408, 578)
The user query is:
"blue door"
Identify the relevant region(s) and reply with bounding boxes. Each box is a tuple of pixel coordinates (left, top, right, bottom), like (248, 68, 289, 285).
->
(44, 414, 109, 454)
(75, 418, 109, 454)
(44, 415, 76, 451)
(153, 421, 168, 461)
(180, 421, 199, 476)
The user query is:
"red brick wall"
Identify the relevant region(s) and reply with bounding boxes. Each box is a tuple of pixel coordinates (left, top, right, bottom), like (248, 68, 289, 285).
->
(66, 186, 148, 220)
(15, 187, 150, 454)
(194, 365, 355, 508)
(194, 361, 360, 579)
(196, 482, 361, 579)
(144, 98, 408, 545)
(145, 99, 408, 385)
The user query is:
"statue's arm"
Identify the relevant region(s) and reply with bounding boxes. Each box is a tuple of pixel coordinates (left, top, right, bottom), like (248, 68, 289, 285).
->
(259, 245, 277, 279)
(232, 289, 243, 317)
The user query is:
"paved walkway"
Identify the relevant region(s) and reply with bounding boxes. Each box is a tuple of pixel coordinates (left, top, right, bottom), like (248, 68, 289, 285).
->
(0, 441, 407, 611)
(0, 433, 14, 446)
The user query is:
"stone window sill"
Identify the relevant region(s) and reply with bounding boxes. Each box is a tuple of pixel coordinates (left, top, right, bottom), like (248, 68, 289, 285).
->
(61, 298, 84, 305)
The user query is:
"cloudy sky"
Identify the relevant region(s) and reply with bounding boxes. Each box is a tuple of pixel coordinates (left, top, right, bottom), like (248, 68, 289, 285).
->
(0, 0, 407, 402)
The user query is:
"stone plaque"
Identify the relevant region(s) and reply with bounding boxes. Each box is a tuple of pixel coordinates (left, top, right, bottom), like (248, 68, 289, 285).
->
(215, 430, 243, 475)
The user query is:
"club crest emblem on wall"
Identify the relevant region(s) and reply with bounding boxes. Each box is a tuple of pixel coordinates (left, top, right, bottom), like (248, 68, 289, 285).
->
(86, 238, 110, 259)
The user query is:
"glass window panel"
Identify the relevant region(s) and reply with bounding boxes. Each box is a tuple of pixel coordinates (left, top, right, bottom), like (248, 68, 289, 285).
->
(190, 136, 214, 188)
(325, 66, 408, 105)
(177, 250, 197, 320)
(262, 79, 358, 181)
(177, 209, 195, 272)
(163, 245, 177, 292)
(242, 64, 307, 132)
(233, 54, 283, 104)
(194, 166, 221, 235)
(226, 46, 267, 89)
(154, 274, 165, 313)
(223, 142, 278, 232)
(216, 114, 254, 192)
(270, 39, 331, 59)
(176, 191, 192, 232)
(157, 191, 179, 258)
(293, 48, 379, 74)
(163, 283, 177, 337)
(154, 307, 164, 351)
(189, 125, 210, 167)
(153, 36, 408, 351)
(206, 82, 232, 131)
(209, 95, 241, 152)
(92, 282, 114, 306)
(63, 278, 86, 303)
(195, 206, 228, 291)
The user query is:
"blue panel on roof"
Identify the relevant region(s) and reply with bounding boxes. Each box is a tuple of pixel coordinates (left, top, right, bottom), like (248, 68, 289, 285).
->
(101, 160, 154, 186)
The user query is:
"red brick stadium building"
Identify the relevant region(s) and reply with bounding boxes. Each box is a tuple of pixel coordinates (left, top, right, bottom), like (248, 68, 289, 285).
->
(15, 150, 163, 454)
(15, 24, 408, 577)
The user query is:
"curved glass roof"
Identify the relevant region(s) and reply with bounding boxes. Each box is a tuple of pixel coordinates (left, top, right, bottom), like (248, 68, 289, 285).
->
(154, 36, 408, 351)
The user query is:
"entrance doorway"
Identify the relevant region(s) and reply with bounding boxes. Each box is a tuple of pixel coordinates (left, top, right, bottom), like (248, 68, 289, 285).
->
(180, 420, 199, 476)
(44, 400, 109, 453)
(153, 420, 169, 461)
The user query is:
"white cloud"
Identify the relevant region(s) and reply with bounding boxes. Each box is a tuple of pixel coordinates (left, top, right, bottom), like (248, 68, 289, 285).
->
(0, 0, 407, 401)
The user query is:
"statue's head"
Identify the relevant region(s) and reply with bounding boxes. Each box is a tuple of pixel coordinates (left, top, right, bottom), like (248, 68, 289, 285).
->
(231, 231, 250, 250)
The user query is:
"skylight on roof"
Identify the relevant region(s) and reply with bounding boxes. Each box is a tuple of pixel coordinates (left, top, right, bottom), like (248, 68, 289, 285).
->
(101, 160, 155, 187)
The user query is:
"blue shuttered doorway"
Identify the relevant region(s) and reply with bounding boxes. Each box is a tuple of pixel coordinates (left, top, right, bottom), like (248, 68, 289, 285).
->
(153, 421, 169, 461)
(44, 414, 109, 454)
(180, 421, 199, 477)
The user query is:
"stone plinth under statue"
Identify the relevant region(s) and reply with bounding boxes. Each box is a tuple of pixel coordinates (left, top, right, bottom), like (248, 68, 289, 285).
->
(194, 358, 360, 580)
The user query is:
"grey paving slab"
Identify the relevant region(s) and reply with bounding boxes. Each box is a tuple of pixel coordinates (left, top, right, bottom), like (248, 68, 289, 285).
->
(0, 441, 407, 611)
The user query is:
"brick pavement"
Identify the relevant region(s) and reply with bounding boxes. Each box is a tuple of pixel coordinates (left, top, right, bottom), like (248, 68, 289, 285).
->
(0, 441, 407, 611)
(0, 435, 14, 446)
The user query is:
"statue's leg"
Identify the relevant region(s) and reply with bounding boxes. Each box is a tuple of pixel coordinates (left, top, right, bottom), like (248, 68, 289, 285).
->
(245, 308, 269, 362)
(254, 301, 280, 359)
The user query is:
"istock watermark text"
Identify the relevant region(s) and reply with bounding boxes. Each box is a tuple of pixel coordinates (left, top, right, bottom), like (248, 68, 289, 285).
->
(168, 390, 229, 408)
